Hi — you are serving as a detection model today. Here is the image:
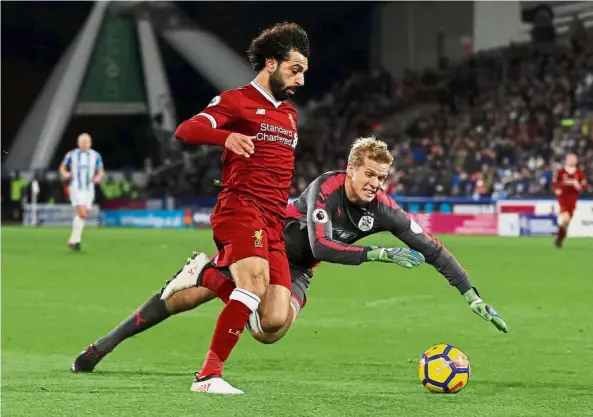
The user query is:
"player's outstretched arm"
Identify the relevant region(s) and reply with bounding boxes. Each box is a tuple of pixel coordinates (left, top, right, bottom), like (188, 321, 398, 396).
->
(365, 247, 425, 269)
(463, 287, 509, 333)
(376, 193, 509, 333)
(304, 177, 423, 268)
(175, 114, 233, 147)
(175, 92, 255, 157)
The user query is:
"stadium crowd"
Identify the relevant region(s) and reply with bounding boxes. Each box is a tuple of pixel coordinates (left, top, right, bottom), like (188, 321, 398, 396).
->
(4, 32, 593, 207)
(290, 39, 593, 199)
(150, 34, 593, 200)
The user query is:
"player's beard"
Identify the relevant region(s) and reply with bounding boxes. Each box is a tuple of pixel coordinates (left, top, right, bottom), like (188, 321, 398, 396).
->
(269, 68, 292, 101)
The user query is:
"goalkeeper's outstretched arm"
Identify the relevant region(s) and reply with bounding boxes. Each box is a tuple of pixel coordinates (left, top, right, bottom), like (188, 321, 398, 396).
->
(375, 192, 509, 333)
(304, 176, 423, 269)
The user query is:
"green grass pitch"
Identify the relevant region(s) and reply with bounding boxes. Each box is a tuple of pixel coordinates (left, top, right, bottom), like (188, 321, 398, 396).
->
(2, 227, 593, 416)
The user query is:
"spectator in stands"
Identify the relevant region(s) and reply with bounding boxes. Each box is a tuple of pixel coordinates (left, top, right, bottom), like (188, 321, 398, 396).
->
(31, 30, 593, 202)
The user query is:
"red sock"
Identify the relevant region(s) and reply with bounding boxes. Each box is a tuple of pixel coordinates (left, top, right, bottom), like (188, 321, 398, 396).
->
(557, 226, 567, 242)
(202, 268, 236, 304)
(198, 288, 260, 378)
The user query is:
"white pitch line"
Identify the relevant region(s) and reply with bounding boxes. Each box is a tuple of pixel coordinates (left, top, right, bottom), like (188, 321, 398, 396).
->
(365, 294, 435, 307)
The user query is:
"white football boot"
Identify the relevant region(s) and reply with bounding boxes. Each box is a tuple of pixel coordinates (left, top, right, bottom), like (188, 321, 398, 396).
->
(191, 375, 244, 395)
(160, 252, 210, 300)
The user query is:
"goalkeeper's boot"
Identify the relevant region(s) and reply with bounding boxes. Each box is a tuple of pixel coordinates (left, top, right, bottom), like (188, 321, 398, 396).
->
(160, 252, 211, 300)
(71, 343, 107, 372)
(191, 373, 244, 395)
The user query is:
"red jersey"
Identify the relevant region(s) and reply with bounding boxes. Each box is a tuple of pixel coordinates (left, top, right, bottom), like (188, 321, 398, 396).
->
(175, 81, 298, 218)
(553, 167, 586, 201)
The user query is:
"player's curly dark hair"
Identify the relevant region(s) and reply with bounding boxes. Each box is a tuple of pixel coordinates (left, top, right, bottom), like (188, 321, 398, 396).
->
(247, 22, 310, 72)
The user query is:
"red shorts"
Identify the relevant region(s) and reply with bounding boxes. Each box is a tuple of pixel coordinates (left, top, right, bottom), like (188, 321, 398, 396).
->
(209, 194, 291, 290)
(558, 197, 577, 217)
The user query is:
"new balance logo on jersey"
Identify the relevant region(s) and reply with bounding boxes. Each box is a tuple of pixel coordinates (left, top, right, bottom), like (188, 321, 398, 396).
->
(256, 108, 266, 115)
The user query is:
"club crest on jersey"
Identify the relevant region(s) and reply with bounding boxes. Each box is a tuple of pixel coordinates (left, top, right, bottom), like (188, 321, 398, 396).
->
(358, 215, 374, 232)
(288, 113, 297, 130)
(253, 229, 264, 248)
(313, 208, 328, 224)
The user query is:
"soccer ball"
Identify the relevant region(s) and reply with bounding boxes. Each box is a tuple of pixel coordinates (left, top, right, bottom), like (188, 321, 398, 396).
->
(417, 344, 470, 393)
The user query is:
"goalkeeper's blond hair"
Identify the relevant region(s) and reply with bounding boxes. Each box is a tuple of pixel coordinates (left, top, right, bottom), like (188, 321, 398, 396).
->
(347, 136, 393, 167)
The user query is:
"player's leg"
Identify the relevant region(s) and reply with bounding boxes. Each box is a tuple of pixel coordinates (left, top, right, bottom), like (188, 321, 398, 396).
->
(192, 205, 272, 394)
(72, 286, 217, 372)
(250, 247, 293, 333)
(67, 188, 84, 250)
(193, 256, 268, 394)
(253, 284, 291, 333)
(555, 205, 574, 248)
(72, 255, 221, 372)
(196, 260, 306, 344)
(68, 187, 94, 250)
(250, 268, 311, 344)
(250, 295, 299, 344)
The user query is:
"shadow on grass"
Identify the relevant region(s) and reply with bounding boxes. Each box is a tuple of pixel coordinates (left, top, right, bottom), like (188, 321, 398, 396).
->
(473, 379, 589, 392)
(66, 369, 190, 378)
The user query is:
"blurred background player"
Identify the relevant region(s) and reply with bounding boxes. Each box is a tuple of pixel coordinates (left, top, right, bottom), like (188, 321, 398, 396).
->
(59, 133, 104, 251)
(72, 137, 507, 375)
(553, 153, 587, 248)
(172, 22, 310, 394)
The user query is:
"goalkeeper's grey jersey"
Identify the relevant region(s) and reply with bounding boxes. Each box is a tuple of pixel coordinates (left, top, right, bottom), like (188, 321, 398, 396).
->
(283, 171, 471, 294)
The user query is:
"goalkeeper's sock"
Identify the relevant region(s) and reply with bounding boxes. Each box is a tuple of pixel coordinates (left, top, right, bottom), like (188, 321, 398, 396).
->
(69, 215, 85, 243)
(95, 294, 170, 353)
(202, 268, 235, 304)
(198, 289, 259, 378)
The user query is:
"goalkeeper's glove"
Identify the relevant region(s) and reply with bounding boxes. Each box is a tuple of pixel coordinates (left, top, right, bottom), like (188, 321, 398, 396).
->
(463, 288, 509, 333)
(366, 247, 425, 269)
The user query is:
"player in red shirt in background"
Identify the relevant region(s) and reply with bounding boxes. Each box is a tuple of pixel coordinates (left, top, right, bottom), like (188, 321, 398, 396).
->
(72, 22, 309, 395)
(171, 22, 308, 394)
(553, 153, 587, 248)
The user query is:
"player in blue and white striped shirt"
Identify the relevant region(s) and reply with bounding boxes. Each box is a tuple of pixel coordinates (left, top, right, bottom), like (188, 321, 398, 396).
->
(59, 133, 104, 250)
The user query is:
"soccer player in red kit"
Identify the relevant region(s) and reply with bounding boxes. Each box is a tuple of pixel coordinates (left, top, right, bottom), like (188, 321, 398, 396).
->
(72, 138, 508, 381)
(172, 23, 309, 394)
(553, 153, 587, 248)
